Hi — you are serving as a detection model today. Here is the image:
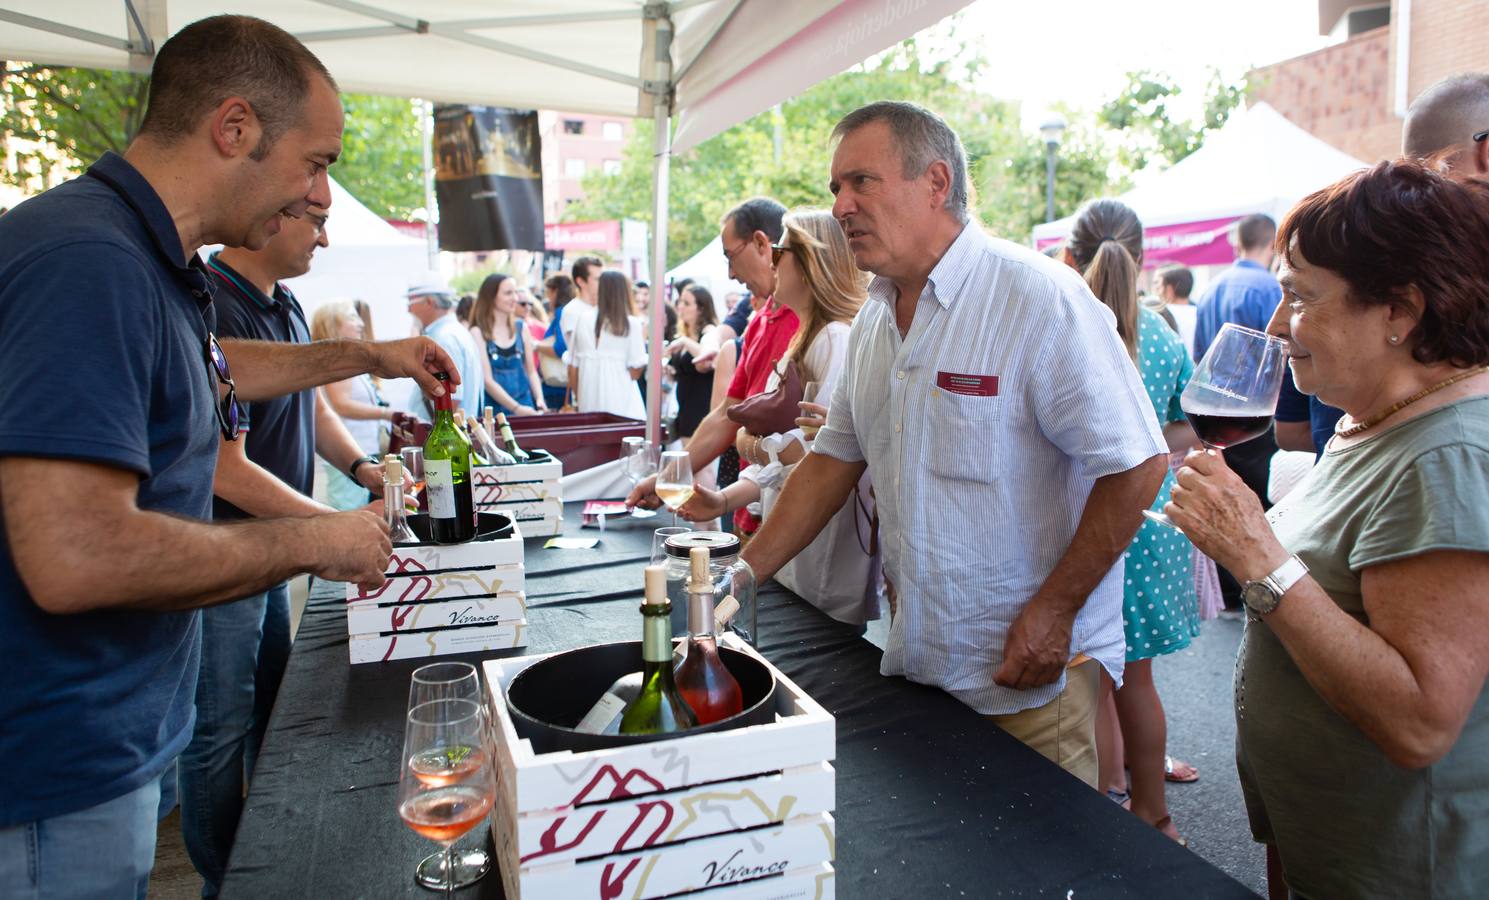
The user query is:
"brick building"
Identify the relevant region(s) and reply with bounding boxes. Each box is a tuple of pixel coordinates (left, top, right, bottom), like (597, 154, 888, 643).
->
(537, 111, 632, 222)
(1249, 0, 1489, 163)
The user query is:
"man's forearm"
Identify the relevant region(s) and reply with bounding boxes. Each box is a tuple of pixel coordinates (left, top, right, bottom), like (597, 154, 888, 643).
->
(740, 451, 866, 582)
(216, 452, 333, 518)
(1033, 454, 1167, 615)
(221, 338, 374, 402)
(686, 400, 741, 469)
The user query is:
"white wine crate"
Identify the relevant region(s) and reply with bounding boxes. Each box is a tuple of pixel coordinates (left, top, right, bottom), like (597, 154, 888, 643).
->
(345, 592, 526, 635)
(343, 525, 523, 603)
(472, 458, 563, 505)
(345, 563, 524, 606)
(484, 634, 836, 900)
(350, 620, 527, 663)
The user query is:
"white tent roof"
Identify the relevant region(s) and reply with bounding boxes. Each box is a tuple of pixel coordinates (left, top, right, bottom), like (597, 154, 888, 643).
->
(1033, 103, 1369, 241)
(1, 0, 968, 155)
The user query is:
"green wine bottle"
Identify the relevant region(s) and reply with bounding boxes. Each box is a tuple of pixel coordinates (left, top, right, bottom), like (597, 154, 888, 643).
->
(619, 566, 698, 735)
(423, 374, 475, 543)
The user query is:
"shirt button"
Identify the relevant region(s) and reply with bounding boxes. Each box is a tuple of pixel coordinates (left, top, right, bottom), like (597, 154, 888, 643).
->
(896, 370, 906, 380)
(894, 423, 902, 433)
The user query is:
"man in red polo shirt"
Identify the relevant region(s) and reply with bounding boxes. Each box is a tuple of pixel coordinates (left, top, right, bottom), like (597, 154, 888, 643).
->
(629, 197, 798, 531)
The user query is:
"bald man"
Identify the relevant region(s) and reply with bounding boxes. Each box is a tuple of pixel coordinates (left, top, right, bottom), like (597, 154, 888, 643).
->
(1403, 73, 1489, 174)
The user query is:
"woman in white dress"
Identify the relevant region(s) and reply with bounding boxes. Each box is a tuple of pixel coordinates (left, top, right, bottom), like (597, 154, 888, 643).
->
(569, 270, 647, 420)
(676, 209, 879, 626)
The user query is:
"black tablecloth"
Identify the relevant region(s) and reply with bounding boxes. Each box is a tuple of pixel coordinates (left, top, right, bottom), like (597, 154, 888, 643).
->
(223, 505, 1253, 898)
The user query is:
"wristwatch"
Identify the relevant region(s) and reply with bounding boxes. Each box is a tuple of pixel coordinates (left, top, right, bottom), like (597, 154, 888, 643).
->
(1241, 555, 1309, 616)
(347, 454, 381, 482)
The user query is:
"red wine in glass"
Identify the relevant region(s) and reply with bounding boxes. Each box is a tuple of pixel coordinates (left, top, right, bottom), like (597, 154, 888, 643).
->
(1182, 408, 1274, 449)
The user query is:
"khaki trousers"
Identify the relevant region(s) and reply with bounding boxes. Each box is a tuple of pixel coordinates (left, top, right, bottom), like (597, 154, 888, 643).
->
(986, 659, 1101, 788)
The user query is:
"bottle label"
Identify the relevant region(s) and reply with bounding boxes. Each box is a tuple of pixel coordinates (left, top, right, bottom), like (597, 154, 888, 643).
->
(642, 614, 673, 663)
(575, 691, 629, 734)
(425, 458, 456, 518)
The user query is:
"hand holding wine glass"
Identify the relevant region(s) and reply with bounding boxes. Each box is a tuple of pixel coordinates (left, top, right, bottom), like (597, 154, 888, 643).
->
(621, 436, 660, 519)
(1145, 323, 1288, 528)
(655, 450, 695, 526)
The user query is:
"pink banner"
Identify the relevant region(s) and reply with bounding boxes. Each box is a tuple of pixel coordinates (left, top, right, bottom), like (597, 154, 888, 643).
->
(1037, 215, 1242, 269)
(544, 220, 620, 252)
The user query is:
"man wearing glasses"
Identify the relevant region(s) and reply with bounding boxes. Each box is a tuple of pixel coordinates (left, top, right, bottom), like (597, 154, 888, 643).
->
(1403, 73, 1489, 175)
(0, 16, 457, 897)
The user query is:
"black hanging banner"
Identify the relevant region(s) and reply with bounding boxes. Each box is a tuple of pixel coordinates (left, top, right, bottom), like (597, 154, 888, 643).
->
(433, 105, 545, 252)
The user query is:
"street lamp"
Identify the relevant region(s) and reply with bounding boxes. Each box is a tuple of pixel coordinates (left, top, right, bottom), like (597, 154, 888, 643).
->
(1040, 114, 1067, 223)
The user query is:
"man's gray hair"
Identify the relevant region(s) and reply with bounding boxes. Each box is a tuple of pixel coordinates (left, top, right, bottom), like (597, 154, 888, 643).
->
(1404, 73, 1489, 160)
(426, 293, 456, 311)
(831, 101, 969, 224)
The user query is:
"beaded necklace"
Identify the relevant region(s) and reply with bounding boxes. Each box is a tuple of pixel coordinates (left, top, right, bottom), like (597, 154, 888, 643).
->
(1334, 366, 1489, 437)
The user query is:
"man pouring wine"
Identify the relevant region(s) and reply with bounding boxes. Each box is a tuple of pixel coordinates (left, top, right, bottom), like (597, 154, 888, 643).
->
(729, 102, 1168, 786)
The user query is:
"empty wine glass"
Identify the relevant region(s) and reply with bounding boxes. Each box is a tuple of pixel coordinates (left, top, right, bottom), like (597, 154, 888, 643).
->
(650, 526, 691, 566)
(621, 436, 660, 519)
(655, 450, 695, 526)
(401, 446, 426, 512)
(398, 698, 495, 895)
(1145, 323, 1288, 529)
(409, 662, 482, 710)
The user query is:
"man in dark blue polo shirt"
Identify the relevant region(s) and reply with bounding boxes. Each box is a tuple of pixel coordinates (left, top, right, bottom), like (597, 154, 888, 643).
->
(179, 205, 390, 894)
(0, 16, 458, 898)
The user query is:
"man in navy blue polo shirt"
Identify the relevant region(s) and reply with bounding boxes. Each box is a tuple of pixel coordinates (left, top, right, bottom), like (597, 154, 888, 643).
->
(179, 204, 391, 894)
(0, 16, 458, 898)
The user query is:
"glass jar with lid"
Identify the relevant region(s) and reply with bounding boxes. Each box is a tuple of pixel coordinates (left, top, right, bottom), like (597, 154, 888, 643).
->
(661, 531, 756, 645)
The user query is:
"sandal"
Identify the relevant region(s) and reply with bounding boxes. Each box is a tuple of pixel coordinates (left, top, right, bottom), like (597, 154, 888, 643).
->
(1152, 815, 1188, 847)
(1165, 755, 1199, 783)
(1105, 788, 1131, 809)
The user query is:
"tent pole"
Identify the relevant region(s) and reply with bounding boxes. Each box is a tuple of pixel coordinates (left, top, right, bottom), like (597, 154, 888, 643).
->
(421, 99, 438, 270)
(644, 9, 674, 448)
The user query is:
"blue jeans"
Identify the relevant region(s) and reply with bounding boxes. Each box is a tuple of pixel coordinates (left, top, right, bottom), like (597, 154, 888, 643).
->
(178, 584, 291, 896)
(0, 778, 160, 899)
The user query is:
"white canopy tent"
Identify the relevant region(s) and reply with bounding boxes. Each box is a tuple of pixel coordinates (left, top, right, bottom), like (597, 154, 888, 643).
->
(1, 0, 973, 441)
(666, 234, 745, 320)
(1033, 103, 1368, 254)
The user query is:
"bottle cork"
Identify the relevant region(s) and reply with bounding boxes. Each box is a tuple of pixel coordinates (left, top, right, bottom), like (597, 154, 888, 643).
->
(689, 546, 711, 590)
(383, 454, 402, 483)
(715, 595, 740, 627)
(643, 565, 668, 605)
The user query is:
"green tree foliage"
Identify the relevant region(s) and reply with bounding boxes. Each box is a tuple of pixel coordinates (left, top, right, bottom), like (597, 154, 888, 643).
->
(567, 33, 1122, 266)
(334, 93, 425, 219)
(2, 62, 423, 217)
(1, 62, 148, 188)
(1099, 68, 1245, 173)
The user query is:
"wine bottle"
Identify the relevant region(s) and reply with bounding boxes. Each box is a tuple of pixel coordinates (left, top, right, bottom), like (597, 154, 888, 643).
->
(494, 412, 531, 462)
(619, 566, 698, 735)
(422, 373, 476, 544)
(383, 454, 418, 544)
(673, 547, 743, 724)
(470, 413, 516, 466)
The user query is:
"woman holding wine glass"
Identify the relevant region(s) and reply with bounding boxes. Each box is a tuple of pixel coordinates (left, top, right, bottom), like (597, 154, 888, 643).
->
(675, 209, 878, 627)
(1063, 199, 1200, 844)
(1167, 160, 1489, 899)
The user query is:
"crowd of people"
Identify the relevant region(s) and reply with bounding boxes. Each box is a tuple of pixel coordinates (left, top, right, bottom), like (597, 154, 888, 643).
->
(4, 11, 1489, 900)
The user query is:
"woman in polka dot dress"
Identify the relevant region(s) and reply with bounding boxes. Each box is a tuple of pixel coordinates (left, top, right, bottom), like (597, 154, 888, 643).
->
(1064, 199, 1200, 843)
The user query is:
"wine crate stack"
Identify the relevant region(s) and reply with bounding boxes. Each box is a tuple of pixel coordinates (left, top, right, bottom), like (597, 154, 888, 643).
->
(471, 452, 564, 537)
(344, 523, 528, 664)
(483, 636, 838, 900)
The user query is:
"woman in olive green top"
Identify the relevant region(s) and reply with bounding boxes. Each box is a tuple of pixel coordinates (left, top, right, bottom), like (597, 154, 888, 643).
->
(1166, 160, 1489, 899)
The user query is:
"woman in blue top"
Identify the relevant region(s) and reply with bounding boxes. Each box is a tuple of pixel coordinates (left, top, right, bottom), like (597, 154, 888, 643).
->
(470, 273, 545, 416)
(1066, 199, 1199, 844)
(536, 274, 575, 411)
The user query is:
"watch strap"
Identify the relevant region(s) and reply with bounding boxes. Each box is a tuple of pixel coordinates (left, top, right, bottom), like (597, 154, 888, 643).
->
(1263, 555, 1309, 597)
(347, 454, 381, 481)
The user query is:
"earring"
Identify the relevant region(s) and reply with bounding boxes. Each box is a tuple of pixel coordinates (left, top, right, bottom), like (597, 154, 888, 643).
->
(1388, 334, 1400, 344)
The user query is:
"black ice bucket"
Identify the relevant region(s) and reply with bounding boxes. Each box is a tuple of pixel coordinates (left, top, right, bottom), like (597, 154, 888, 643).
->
(400, 512, 514, 546)
(506, 640, 778, 753)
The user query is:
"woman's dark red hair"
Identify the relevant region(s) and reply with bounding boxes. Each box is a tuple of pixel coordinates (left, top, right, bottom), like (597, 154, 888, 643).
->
(1278, 158, 1489, 368)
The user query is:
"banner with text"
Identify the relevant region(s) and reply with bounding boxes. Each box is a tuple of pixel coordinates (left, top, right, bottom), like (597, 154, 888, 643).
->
(1037, 215, 1242, 269)
(433, 105, 544, 252)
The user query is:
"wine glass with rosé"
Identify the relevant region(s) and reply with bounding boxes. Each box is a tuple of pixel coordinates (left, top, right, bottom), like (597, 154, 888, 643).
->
(397, 698, 495, 895)
(1145, 323, 1288, 528)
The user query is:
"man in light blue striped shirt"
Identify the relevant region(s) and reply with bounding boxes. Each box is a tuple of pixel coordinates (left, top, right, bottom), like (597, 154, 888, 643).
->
(739, 102, 1168, 787)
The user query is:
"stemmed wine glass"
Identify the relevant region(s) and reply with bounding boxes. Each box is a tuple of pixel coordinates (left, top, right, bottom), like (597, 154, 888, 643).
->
(398, 698, 496, 896)
(1145, 322, 1289, 528)
(655, 450, 695, 526)
(621, 436, 660, 519)
(401, 446, 426, 513)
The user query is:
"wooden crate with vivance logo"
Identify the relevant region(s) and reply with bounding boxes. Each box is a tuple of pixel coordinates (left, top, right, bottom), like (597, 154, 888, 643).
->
(473, 456, 564, 538)
(482, 634, 836, 900)
(344, 518, 527, 664)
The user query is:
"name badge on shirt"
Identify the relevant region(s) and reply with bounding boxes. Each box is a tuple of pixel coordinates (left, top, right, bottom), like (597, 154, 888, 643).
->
(935, 371, 999, 397)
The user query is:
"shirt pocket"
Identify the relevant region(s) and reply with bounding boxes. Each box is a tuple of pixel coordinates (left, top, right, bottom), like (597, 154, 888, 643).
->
(925, 387, 1002, 484)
